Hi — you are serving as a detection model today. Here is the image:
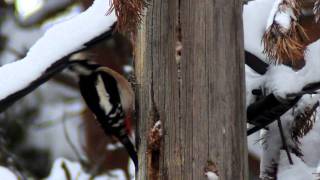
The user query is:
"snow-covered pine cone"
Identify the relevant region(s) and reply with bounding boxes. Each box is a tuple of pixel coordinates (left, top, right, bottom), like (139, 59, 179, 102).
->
(263, 0, 308, 67)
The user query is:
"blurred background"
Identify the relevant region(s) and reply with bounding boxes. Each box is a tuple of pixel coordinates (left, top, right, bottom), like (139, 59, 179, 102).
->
(3, 1, 320, 180)
(0, 0, 135, 179)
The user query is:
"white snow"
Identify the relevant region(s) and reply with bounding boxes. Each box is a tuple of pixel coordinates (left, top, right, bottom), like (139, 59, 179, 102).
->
(259, 123, 282, 179)
(46, 158, 133, 180)
(249, 100, 320, 180)
(248, 94, 320, 179)
(317, 161, 320, 175)
(274, 9, 294, 31)
(244, 2, 320, 179)
(300, 118, 320, 167)
(25, 94, 86, 161)
(263, 39, 320, 99)
(0, 166, 17, 180)
(266, 0, 295, 32)
(152, 120, 162, 136)
(297, 40, 320, 87)
(264, 65, 302, 99)
(0, 0, 116, 101)
(245, 65, 265, 107)
(205, 171, 219, 180)
(277, 153, 316, 180)
(244, 0, 320, 99)
(266, 0, 283, 28)
(243, 0, 275, 61)
(46, 158, 85, 180)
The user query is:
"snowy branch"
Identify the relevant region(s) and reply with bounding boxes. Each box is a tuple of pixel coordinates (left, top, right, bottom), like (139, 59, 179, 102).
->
(245, 1, 320, 179)
(0, 0, 117, 112)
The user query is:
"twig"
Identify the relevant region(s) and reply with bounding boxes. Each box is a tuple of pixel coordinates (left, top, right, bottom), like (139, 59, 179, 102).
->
(287, 82, 320, 97)
(61, 161, 72, 180)
(287, 91, 319, 97)
(277, 118, 293, 165)
(62, 110, 87, 166)
(0, 131, 27, 180)
(248, 80, 320, 136)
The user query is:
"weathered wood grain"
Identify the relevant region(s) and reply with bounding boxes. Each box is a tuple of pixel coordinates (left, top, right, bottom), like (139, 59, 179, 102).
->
(135, 0, 247, 179)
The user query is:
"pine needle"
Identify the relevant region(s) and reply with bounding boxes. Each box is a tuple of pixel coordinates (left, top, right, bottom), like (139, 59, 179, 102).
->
(263, 0, 309, 67)
(108, 0, 148, 33)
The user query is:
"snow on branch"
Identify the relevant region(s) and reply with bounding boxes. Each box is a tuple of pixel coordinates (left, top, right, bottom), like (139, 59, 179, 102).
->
(110, 0, 147, 33)
(259, 95, 320, 179)
(244, 1, 320, 100)
(0, 0, 116, 112)
(245, 1, 320, 179)
(263, 0, 308, 66)
(264, 39, 320, 100)
(260, 0, 320, 67)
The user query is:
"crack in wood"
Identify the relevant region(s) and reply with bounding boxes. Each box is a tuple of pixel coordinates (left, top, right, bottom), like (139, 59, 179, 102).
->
(147, 92, 161, 180)
(204, 161, 219, 176)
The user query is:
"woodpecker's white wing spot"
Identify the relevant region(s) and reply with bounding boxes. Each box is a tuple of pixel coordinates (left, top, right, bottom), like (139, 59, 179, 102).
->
(96, 75, 112, 114)
(106, 142, 124, 151)
(108, 106, 121, 118)
(108, 112, 117, 118)
(112, 119, 124, 128)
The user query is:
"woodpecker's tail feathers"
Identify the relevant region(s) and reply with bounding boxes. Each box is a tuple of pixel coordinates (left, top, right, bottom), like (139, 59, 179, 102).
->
(118, 135, 138, 171)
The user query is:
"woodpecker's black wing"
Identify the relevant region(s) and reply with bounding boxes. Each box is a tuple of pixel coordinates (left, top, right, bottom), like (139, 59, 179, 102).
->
(78, 73, 106, 119)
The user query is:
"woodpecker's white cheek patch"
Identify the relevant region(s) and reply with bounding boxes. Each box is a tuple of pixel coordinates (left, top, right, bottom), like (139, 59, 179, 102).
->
(96, 75, 112, 114)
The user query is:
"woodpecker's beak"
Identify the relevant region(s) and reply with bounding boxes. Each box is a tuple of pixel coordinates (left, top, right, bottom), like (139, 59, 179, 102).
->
(68, 60, 99, 75)
(68, 64, 76, 72)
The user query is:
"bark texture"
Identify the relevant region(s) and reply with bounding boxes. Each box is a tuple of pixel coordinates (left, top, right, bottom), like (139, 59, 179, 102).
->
(135, 0, 247, 179)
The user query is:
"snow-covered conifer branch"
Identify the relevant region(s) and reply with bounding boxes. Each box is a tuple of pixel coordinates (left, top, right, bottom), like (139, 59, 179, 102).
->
(109, 0, 147, 33)
(291, 100, 319, 144)
(263, 0, 308, 66)
(265, 39, 320, 100)
(0, 0, 117, 112)
(245, 0, 320, 179)
(262, 0, 320, 67)
(259, 95, 319, 179)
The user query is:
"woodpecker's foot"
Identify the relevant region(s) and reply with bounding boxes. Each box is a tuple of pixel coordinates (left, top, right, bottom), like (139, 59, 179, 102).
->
(128, 73, 138, 90)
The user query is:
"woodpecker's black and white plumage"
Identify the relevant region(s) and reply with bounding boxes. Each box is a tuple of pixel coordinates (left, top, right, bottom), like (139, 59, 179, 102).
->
(69, 59, 137, 169)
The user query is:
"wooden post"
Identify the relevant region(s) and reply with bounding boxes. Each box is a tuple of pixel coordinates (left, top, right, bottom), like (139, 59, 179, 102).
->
(134, 0, 248, 179)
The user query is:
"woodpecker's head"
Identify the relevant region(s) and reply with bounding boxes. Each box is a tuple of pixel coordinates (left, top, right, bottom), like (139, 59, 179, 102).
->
(68, 53, 100, 75)
(69, 60, 100, 76)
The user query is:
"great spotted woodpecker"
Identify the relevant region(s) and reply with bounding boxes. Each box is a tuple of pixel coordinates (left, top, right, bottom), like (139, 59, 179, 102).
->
(68, 58, 138, 169)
